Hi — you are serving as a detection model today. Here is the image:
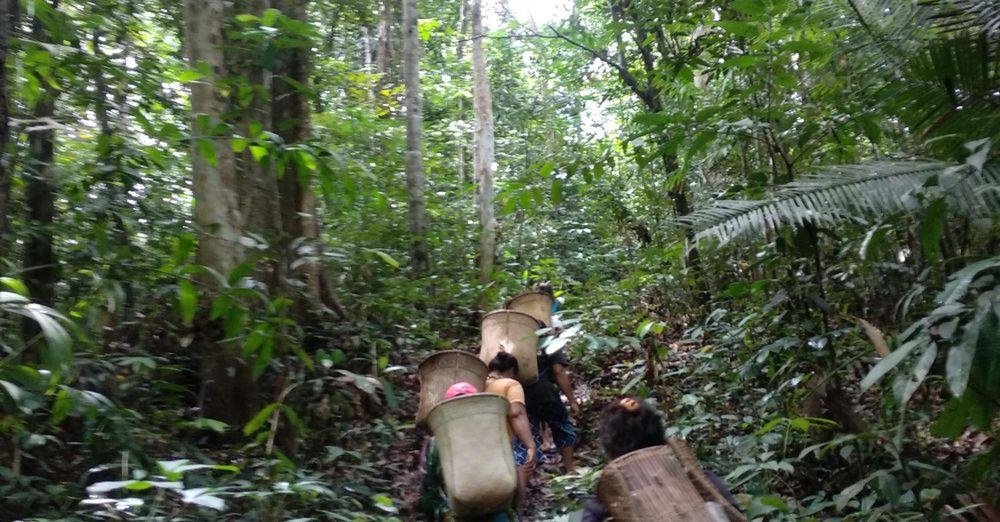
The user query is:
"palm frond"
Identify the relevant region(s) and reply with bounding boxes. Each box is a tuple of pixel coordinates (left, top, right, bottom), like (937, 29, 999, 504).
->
(680, 161, 1000, 245)
(922, 0, 1000, 39)
(810, 1, 1000, 144)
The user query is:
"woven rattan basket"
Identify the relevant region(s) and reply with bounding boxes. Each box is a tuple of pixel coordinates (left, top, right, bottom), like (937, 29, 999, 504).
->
(597, 440, 746, 522)
(506, 291, 554, 327)
(416, 350, 488, 426)
(479, 310, 540, 382)
(427, 393, 517, 518)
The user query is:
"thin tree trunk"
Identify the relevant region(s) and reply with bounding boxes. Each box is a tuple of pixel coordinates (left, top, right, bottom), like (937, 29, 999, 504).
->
(0, 0, 16, 251)
(22, 3, 59, 357)
(375, 0, 391, 85)
(456, 0, 469, 184)
(184, 0, 254, 426)
(403, 0, 429, 274)
(471, 0, 495, 293)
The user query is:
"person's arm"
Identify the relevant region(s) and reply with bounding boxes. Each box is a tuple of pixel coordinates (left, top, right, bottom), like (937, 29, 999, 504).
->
(508, 401, 536, 469)
(553, 363, 580, 416)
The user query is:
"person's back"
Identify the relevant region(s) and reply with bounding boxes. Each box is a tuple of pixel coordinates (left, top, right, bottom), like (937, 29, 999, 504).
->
(485, 352, 536, 514)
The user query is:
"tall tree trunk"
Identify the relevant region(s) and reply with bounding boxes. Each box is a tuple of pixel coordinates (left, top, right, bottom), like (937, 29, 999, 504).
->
(230, 0, 283, 294)
(0, 0, 16, 252)
(184, 0, 254, 425)
(22, 4, 59, 357)
(403, 0, 429, 274)
(272, 0, 347, 321)
(455, 0, 469, 184)
(375, 0, 391, 85)
(471, 0, 495, 293)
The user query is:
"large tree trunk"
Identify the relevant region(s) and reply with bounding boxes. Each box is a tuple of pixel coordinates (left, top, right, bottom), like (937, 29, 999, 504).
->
(184, 0, 254, 425)
(471, 0, 496, 293)
(272, 0, 347, 321)
(230, 0, 283, 293)
(0, 0, 16, 251)
(22, 5, 59, 358)
(402, 0, 429, 274)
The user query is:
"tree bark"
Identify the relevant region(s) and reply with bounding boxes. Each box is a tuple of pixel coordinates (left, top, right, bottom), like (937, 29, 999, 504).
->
(403, 0, 429, 274)
(230, 0, 283, 293)
(456, 0, 469, 184)
(22, 3, 59, 356)
(0, 0, 16, 251)
(272, 0, 347, 320)
(184, 0, 254, 425)
(375, 0, 391, 85)
(472, 0, 495, 292)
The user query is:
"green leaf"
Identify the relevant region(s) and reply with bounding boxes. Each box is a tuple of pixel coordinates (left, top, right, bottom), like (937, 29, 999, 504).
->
(176, 69, 202, 83)
(249, 145, 268, 162)
(172, 233, 196, 266)
(731, 0, 765, 16)
(0, 277, 29, 296)
(50, 388, 73, 424)
(836, 470, 889, 511)
(195, 138, 218, 167)
(551, 178, 564, 204)
(181, 488, 226, 510)
(231, 137, 249, 153)
(363, 248, 400, 268)
(417, 18, 443, 41)
(538, 161, 555, 177)
(716, 20, 758, 38)
(184, 418, 230, 433)
(260, 8, 281, 26)
(899, 342, 937, 404)
(636, 319, 654, 339)
(178, 280, 197, 327)
(918, 198, 945, 264)
(946, 296, 991, 397)
(936, 256, 1000, 304)
(861, 336, 925, 391)
(243, 403, 278, 436)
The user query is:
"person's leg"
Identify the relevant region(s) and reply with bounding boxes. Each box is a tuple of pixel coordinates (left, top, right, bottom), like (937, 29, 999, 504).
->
(548, 405, 578, 473)
(559, 445, 576, 473)
(512, 439, 530, 513)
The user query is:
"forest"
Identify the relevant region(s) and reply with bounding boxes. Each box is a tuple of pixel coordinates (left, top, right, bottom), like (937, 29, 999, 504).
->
(0, 0, 998, 519)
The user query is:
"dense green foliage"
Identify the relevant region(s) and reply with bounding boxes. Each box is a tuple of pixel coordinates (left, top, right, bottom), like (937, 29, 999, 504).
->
(0, 0, 997, 520)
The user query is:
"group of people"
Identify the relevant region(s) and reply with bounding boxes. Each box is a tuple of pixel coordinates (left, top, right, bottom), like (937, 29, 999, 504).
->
(418, 284, 741, 521)
(419, 285, 580, 520)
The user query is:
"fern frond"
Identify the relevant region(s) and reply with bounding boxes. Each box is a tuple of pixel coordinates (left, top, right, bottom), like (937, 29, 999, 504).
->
(680, 161, 1000, 245)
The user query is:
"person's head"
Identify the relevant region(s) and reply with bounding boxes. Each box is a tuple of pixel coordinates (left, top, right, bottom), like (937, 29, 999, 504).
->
(444, 381, 478, 399)
(536, 281, 554, 297)
(599, 397, 666, 460)
(488, 351, 519, 378)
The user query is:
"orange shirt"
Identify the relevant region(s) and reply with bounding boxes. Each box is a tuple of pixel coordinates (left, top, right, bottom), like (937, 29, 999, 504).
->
(485, 375, 524, 439)
(485, 376, 525, 405)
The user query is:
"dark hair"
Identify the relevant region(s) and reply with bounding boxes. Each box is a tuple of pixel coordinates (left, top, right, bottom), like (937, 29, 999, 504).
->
(488, 352, 519, 375)
(599, 398, 666, 460)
